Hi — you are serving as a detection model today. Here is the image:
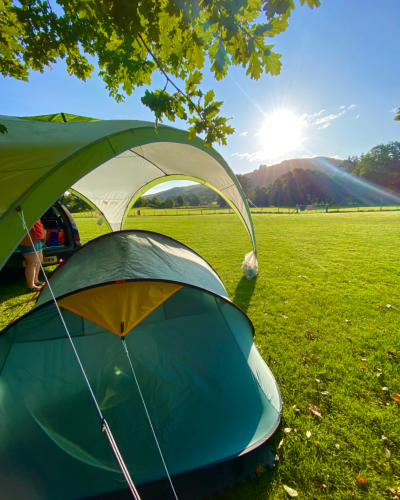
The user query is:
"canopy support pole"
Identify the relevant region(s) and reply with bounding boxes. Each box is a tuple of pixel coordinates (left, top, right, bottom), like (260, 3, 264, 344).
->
(16, 206, 141, 500)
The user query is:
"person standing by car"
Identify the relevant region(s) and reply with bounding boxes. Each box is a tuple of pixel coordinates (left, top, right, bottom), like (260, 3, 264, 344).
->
(33, 219, 45, 288)
(18, 225, 38, 292)
(17, 219, 44, 292)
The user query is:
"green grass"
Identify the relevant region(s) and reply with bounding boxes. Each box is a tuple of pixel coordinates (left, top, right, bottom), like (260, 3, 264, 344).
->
(71, 204, 400, 221)
(1, 212, 399, 499)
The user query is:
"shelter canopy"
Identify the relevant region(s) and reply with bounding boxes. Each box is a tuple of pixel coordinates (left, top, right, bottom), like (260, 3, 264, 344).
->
(0, 114, 256, 270)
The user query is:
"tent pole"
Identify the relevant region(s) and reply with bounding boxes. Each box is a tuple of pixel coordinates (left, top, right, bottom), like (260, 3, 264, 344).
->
(102, 420, 142, 500)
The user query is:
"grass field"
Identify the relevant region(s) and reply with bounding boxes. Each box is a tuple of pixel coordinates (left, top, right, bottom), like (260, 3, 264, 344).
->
(1, 211, 399, 499)
(69, 204, 400, 220)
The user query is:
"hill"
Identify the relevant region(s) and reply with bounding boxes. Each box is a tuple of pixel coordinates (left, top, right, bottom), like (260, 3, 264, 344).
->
(244, 156, 343, 188)
(144, 157, 344, 199)
(143, 183, 210, 199)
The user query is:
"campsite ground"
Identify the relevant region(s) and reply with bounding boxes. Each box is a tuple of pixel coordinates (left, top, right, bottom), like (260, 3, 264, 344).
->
(1, 211, 399, 499)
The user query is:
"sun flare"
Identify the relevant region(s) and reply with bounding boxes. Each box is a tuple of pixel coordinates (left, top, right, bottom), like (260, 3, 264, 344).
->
(257, 110, 306, 160)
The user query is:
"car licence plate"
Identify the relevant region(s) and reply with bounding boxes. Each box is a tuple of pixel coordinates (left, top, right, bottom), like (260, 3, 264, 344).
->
(23, 255, 58, 267)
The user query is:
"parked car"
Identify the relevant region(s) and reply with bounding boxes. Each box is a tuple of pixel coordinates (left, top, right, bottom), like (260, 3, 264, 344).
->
(5, 202, 81, 270)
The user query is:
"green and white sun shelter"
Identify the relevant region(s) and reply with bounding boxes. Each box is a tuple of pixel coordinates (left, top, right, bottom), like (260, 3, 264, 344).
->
(0, 230, 281, 500)
(0, 114, 257, 271)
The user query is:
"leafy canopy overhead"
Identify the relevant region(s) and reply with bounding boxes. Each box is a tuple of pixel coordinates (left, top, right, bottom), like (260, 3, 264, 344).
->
(0, 0, 320, 145)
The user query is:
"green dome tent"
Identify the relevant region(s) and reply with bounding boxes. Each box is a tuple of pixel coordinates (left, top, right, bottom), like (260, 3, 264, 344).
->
(0, 114, 257, 273)
(0, 230, 281, 500)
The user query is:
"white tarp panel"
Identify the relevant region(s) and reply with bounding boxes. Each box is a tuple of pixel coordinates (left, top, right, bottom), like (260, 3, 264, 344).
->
(72, 150, 161, 231)
(72, 143, 254, 247)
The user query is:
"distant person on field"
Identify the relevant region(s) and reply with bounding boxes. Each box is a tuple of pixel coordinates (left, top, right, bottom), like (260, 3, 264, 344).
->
(18, 219, 45, 292)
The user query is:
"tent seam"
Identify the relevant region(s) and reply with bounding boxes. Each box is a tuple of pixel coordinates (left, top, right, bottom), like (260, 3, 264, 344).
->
(107, 138, 117, 156)
(123, 285, 183, 334)
(129, 148, 168, 175)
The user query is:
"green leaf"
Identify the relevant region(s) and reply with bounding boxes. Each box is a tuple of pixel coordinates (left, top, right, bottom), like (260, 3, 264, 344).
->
(187, 42, 205, 69)
(0, 123, 8, 134)
(248, 0, 262, 10)
(254, 23, 273, 36)
(185, 70, 203, 93)
(204, 90, 215, 107)
(264, 50, 282, 75)
(247, 52, 262, 79)
(263, 0, 293, 19)
(267, 17, 290, 36)
(300, 0, 321, 7)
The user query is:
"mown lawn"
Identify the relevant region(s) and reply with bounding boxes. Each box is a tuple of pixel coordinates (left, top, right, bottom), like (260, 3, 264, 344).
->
(1, 211, 399, 499)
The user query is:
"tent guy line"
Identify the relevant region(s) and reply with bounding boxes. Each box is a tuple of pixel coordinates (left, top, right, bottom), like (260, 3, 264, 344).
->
(16, 206, 142, 500)
(122, 338, 179, 500)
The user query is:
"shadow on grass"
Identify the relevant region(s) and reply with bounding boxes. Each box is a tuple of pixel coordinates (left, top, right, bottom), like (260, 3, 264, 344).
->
(0, 264, 59, 331)
(0, 269, 28, 301)
(232, 275, 257, 314)
(0, 264, 59, 303)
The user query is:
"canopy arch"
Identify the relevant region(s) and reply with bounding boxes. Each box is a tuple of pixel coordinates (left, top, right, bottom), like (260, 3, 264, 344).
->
(0, 114, 256, 270)
(73, 174, 251, 238)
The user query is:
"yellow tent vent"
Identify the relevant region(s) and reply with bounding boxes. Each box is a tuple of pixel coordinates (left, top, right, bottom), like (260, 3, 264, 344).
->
(58, 281, 182, 336)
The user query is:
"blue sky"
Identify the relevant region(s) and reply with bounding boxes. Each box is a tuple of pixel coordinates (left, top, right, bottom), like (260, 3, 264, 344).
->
(1, 0, 399, 193)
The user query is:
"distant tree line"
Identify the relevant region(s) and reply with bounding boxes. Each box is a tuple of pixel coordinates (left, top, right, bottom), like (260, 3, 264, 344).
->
(248, 141, 400, 207)
(134, 196, 175, 209)
(132, 188, 238, 209)
(251, 169, 352, 206)
(62, 192, 91, 212)
(133, 192, 205, 209)
(338, 141, 400, 191)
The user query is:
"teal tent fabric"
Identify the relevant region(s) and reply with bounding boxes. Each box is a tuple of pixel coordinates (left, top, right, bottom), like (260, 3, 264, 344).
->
(36, 231, 229, 307)
(0, 231, 280, 500)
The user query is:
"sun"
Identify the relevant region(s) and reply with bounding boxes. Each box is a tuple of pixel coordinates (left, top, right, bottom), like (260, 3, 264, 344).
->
(257, 110, 306, 160)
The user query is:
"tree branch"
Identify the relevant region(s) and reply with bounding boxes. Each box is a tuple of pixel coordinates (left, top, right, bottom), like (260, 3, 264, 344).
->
(136, 33, 202, 115)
